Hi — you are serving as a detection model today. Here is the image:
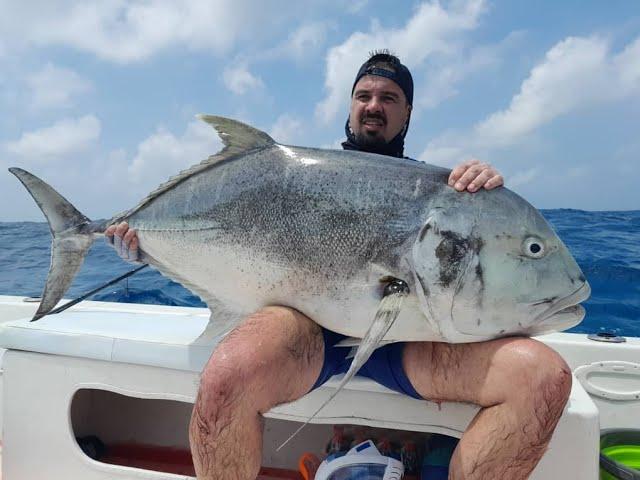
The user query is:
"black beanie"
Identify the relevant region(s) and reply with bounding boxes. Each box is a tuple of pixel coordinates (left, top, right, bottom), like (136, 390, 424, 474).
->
(351, 53, 414, 106)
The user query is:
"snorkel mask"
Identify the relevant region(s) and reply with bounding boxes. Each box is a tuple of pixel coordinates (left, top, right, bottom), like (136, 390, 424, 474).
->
(314, 440, 404, 480)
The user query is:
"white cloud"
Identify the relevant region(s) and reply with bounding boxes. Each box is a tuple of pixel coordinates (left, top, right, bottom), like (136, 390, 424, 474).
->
(475, 37, 606, 146)
(27, 63, 92, 110)
(279, 22, 330, 61)
(227, 21, 331, 91)
(416, 66, 461, 110)
(475, 36, 640, 147)
(416, 32, 522, 109)
(316, 0, 485, 124)
(269, 114, 303, 144)
(6, 115, 100, 159)
(222, 63, 264, 95)
(420, 35, 640, 164)
(127, 119, 221, 190)
(613, 36, 640, 96)
(0, 1, 282, 63)
(418, 143, 465, 167)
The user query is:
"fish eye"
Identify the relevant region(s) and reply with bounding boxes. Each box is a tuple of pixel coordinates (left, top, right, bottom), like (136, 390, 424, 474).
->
(522, 237, 546, 259)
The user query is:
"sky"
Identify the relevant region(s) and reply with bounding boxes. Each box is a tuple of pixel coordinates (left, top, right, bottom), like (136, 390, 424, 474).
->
(1, 0, 639, 221)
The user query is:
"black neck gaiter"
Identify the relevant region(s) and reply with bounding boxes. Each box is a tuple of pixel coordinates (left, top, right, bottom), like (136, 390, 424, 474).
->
(341, 118, 408, 158)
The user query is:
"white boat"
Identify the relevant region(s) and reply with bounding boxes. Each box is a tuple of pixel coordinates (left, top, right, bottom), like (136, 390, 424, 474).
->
(0, 294, 638, 479)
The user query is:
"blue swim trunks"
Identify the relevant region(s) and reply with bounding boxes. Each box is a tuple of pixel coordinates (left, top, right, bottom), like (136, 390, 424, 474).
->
(310, 327, 422, 399)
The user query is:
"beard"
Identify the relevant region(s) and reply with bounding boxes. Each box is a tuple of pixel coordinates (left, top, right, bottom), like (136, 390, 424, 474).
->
(353, 130, 389, 151)
(353, 114, 389, 151)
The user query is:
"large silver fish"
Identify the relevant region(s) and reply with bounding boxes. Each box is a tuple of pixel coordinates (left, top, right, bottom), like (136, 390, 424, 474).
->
(10, 115, 590, 433)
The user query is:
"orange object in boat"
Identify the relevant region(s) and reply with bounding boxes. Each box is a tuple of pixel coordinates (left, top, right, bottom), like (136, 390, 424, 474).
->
(298, 452, 321, 480)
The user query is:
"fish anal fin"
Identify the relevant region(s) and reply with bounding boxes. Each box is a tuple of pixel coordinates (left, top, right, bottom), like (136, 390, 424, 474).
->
(136, 256, 245, 345)
(192, 299, 244, 346)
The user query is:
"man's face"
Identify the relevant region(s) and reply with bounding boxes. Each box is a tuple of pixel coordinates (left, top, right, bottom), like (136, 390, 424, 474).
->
(349, 75, 411, 149)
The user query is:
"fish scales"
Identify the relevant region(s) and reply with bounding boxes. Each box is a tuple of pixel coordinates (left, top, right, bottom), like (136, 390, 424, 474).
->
(131, 147, 438, 277)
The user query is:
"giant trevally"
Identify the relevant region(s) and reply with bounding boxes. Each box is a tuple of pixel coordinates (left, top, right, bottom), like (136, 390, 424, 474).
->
(10, 115, 590, 439)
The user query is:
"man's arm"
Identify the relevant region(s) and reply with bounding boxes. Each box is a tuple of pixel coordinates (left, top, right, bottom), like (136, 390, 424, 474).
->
(448, 159, 503, 192)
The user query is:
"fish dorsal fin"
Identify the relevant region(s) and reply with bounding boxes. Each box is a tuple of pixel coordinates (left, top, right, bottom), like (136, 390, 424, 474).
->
(198, 114, 275, 153)
(112, 115, 275, 222)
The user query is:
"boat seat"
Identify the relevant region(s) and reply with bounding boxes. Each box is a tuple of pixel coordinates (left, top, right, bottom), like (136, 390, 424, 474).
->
(0, 299, 215, 372)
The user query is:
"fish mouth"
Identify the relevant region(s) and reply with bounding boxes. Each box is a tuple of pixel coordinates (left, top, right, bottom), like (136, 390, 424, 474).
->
(534, 281, 591, 324)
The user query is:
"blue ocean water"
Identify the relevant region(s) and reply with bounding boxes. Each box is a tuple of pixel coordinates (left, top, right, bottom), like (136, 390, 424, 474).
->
(0, 210, 639, 337)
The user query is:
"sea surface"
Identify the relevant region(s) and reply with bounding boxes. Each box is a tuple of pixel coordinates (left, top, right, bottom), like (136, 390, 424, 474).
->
(1, 210, 639, 337)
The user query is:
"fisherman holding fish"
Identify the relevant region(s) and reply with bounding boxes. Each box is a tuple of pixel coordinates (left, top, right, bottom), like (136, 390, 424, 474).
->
(105, 53, 574, 479)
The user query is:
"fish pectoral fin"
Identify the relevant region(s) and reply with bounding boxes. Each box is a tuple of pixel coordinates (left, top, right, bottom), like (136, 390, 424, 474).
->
(277, 287, 409, 451)
(334, 337, 396, 348)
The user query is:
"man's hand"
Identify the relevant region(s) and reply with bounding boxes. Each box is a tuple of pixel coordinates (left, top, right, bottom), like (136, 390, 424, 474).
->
(105, 221, 141, 263)
(448, 159, 503, 193)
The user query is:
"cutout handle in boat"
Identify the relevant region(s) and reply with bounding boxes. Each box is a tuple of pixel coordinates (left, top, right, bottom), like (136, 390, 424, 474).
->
(575, 361, 640, 401)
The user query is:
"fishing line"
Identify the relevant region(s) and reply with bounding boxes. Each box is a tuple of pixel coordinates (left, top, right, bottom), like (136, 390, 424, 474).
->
(32, 264, 148, 321)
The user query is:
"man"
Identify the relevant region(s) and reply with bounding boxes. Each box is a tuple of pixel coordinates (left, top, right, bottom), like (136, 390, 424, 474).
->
(106, 52, 571, 479)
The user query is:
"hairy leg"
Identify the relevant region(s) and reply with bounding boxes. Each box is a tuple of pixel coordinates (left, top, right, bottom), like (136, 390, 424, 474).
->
(189, 307, 324, 480)
(403, 337, 572, 480)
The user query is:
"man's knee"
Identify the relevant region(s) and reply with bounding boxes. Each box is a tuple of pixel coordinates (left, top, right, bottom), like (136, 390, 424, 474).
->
(498, 339, 572, 453)
(189, 324, 272, 479)
(198, 306, 323, 411)
(501, 339, 572, 415)
(506, 339, 571, 389)
(197, 344, 254, 420)
(528, 341, 572, 414)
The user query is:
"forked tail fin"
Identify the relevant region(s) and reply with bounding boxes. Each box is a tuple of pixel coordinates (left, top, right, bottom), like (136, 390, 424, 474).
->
(9, 168, 96, 320)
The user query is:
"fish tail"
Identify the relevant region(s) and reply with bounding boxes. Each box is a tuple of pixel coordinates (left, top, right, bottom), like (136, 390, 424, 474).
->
(9, 168, 98, 321)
